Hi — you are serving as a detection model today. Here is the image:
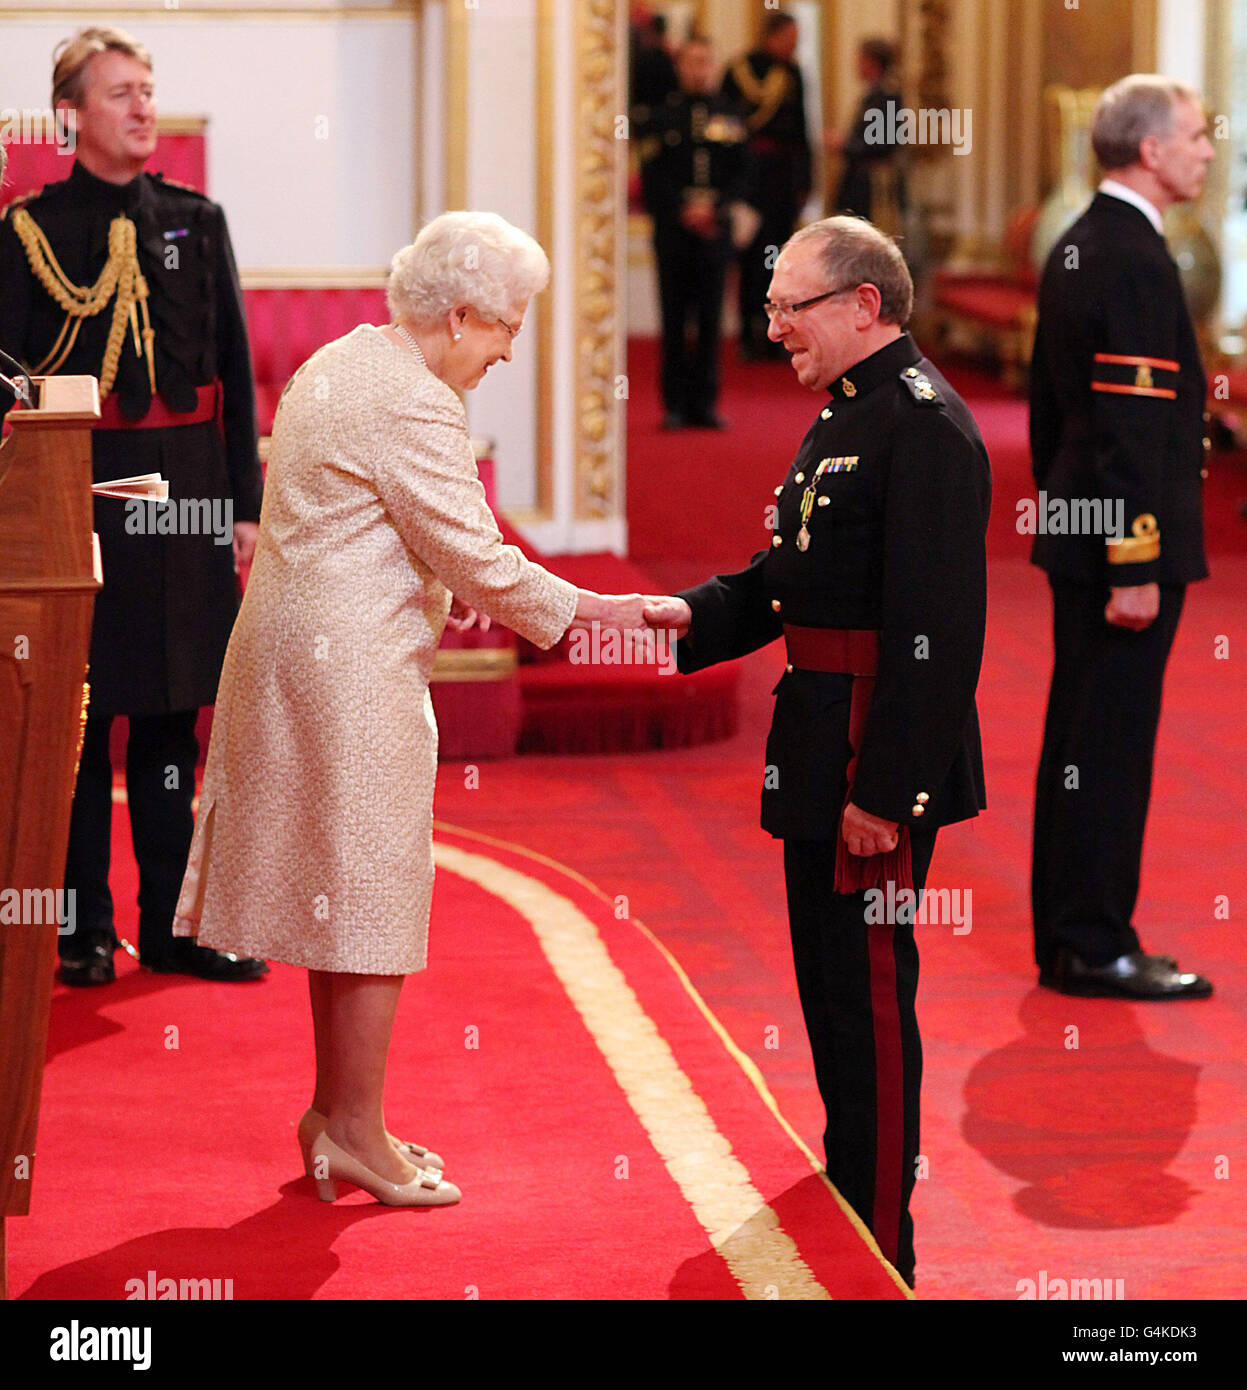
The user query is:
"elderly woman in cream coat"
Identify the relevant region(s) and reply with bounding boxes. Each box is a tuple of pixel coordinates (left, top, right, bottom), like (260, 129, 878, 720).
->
(173, 212, 645, 1208)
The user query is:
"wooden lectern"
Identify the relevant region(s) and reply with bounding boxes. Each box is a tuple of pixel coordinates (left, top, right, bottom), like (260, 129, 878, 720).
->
(0, 376, 101, 1300)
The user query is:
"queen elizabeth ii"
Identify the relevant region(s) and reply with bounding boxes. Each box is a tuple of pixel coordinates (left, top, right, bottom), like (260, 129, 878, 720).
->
(173, 211, 645, 1207)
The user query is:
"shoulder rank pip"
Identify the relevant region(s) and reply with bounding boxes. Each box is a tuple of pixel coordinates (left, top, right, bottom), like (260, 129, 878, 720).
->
(901, 365, 940, 404)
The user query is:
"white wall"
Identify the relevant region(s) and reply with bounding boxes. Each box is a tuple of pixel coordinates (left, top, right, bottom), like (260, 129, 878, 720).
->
(462, 0, 541, 512)
(1157, 0, 1207, 88)
(0, 10, 416, 269)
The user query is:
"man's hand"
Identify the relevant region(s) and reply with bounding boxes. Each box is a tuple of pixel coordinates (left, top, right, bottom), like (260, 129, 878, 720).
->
(446, 596, 491, 633)
(841, 801, 899, 858)
(1105, 583, 1159, 631)
(232, 520, 258, 573)
(643, 595, 692, 639)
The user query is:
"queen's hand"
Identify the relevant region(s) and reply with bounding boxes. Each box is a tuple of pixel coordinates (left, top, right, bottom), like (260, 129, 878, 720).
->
(446, 596, 491, 633)
(570, 589, 648, 632)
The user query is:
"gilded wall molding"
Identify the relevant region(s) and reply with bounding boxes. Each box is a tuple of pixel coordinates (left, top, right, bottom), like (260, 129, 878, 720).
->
(445, 0, 467, 211)
(572, 0, 624, 522)
(535, 0, 556, 521)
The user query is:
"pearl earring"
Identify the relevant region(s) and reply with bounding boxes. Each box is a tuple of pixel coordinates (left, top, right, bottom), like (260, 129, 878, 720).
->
(453, 332, 462, 341)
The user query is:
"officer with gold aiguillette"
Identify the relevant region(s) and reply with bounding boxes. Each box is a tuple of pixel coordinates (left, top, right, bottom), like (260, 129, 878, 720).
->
(635, 33, 754, 431)
(0, 26, 266, 985)
(721, 10, 811, 360)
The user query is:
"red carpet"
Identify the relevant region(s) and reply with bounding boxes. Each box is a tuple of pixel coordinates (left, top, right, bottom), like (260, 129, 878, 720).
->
(16, 336, 1246, 1300)
(15, 823, 905, 1300)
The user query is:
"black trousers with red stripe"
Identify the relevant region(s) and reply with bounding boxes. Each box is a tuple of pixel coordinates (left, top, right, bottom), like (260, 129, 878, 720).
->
(783, 829, 937, 1287)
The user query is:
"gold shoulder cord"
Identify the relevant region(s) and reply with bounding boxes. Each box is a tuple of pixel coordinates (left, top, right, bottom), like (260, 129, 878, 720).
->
(730, 58, 792, 133)
(10, 207, 156, 399)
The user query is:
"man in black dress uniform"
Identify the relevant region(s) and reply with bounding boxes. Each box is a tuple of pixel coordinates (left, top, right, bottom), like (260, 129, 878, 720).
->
(637, 35, 753, 430)
(644, 218, 990, 1286)
(0, 27, 267, 984)
(721, 11, 811, 360)
(832, 38, 907, 224)
(1030, 75, 1214, 1000)
(629, 11, 678, 124)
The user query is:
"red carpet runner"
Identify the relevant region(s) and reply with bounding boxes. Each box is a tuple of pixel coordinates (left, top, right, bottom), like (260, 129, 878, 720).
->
(15, 338, 1246, 1301)
(14, 822, 906, 1300)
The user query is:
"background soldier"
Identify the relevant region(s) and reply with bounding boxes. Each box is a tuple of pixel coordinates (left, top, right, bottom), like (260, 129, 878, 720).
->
(831, 37, 908, 226)
(721, 10, 812, 360)
(644, 218, 991, 1286)
(637, 34, 753, 431)
(1030, 75, 1215, 1000)
(0, 27, 267, 984)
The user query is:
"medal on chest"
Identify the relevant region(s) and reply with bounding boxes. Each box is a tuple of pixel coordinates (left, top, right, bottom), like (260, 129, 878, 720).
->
(796, 457, 836, 551)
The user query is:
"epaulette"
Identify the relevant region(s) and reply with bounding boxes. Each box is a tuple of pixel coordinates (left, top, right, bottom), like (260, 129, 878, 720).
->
(152, 171, 210, 200)
(901, 365, 940, 404)
(0, 188, 41, 222)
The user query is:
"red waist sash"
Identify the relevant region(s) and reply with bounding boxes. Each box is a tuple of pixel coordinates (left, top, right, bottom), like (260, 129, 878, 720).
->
(782, 625, 912, 895)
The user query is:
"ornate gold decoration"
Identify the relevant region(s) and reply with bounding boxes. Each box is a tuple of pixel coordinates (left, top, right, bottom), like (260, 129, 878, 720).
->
(429, 647, 518, 683)
(914, 0, 951, 163)
(10, 209, 155, 399)
(573, 0, 623, 522)
(1107, 514, 1160, 565)
(74, 679, 90, 784)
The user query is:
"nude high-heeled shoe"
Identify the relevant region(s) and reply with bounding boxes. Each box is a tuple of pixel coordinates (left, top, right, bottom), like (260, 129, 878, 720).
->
(309, 1131, 461, 1207)
(297, 1108, 445, 1175)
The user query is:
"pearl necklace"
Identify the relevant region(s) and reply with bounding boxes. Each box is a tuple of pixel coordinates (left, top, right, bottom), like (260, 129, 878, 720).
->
(393, 322, 426, 367)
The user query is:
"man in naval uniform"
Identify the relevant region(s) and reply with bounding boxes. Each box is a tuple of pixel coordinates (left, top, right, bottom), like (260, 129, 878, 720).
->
(721, 10, 812, 360)
(1029, 75, 1215, 1000)
(644, 217, 990, 1286)
(0, 27, 267, 984)
(636, 34, 753, 430)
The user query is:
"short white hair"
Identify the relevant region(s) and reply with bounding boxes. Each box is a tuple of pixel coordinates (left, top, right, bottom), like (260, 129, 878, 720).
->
(387, 211, 550, 326)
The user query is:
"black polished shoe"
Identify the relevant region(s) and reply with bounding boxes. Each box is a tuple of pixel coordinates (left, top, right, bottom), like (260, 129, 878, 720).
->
(687, 412, 729, 430)
(660, 412, 687, 431)
(1039, 948, 1212, 1000)
(143, 942, 269, 982)
(57, 941, 116, 987)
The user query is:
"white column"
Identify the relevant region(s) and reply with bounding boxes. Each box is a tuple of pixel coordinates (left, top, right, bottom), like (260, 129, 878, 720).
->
(1156, 0, 1206, 87)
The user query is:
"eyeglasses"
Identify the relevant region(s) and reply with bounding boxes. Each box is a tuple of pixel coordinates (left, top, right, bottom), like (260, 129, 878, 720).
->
(762, 287, 857, 323)
(494, 315, 521, 340)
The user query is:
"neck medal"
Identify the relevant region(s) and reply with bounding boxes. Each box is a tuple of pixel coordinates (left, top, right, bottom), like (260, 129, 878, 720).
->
(796, 458, 833, 551)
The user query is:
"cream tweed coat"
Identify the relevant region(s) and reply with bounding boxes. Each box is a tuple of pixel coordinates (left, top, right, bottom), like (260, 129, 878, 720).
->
(173, 324, 578, 972)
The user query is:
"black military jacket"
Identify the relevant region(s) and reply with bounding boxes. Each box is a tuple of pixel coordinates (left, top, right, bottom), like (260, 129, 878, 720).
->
(0, 161, 263, 715)
(835, 83, 908, 218)
(720, 51, 811, 205)
(676, 334, 991, 839)
(1029, 192, 1208, 587)
(636, 90, 752, 230)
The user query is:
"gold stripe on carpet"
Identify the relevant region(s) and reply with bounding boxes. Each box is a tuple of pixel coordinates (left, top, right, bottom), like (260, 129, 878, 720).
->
(435, 821, 912, 1299)
(434, 841, 831, 1301)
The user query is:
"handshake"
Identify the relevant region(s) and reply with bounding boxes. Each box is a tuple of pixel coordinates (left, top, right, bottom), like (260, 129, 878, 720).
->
(444, 590, 692, 641)
(570, 590, 692, 637)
